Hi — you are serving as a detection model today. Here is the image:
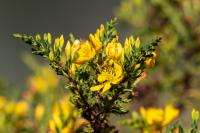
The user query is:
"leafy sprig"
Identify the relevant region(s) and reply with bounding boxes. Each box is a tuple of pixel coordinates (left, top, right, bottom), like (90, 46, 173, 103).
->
(14, 19, 160, 133)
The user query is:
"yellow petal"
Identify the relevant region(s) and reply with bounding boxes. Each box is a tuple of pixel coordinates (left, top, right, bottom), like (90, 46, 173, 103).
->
(162, 104, 179, 126)
(111, 75, 123, 84)
(101, 82, 111, 94)
(114, 62, 123, 77)
(97, 73, 109, 83)
(89, 34, 102, 51)
(90, 84, 104, 92)
(141, 107, 164, 125)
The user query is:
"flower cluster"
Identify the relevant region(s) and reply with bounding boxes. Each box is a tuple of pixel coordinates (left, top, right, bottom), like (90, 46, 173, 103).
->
(14, 19, 160, 132)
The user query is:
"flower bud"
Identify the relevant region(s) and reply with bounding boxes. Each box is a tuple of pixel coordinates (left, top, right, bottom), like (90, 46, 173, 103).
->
(43, 33, 48, 42)
(89, 34, 102, 51)
(49, 50, 54, 61)
(47, 33, 52, 44)
(99, 24, 105, 39)
(106, 42, 123, 60)
(59, 35, 64, 52)
(65, 41, 71, 62)
(124, 38, 131, 55)
(35, 104, 45, 121)
(135, 63, 141, 69)
(192, 108, 199, 121)
(54, 38, 60, 52)
(135, 37, 140, 48)
(35, 34, 41, 41)
(124, 36, 135, 55)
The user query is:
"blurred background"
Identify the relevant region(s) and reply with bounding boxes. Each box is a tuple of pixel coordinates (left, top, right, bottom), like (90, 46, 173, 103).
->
(1, 0, 200, 132)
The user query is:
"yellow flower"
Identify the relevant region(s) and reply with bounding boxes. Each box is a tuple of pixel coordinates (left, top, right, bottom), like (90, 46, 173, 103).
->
(35, 103, 45, 121)
(15, 101, 29, 117)
(90, 60, 124, 94)
(140, 107, 164, 125)
(162, 104, 179, 126)
(140, 104, 179, 128)
(106, 42, 123, 60)
(72, 40, 96, 64)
